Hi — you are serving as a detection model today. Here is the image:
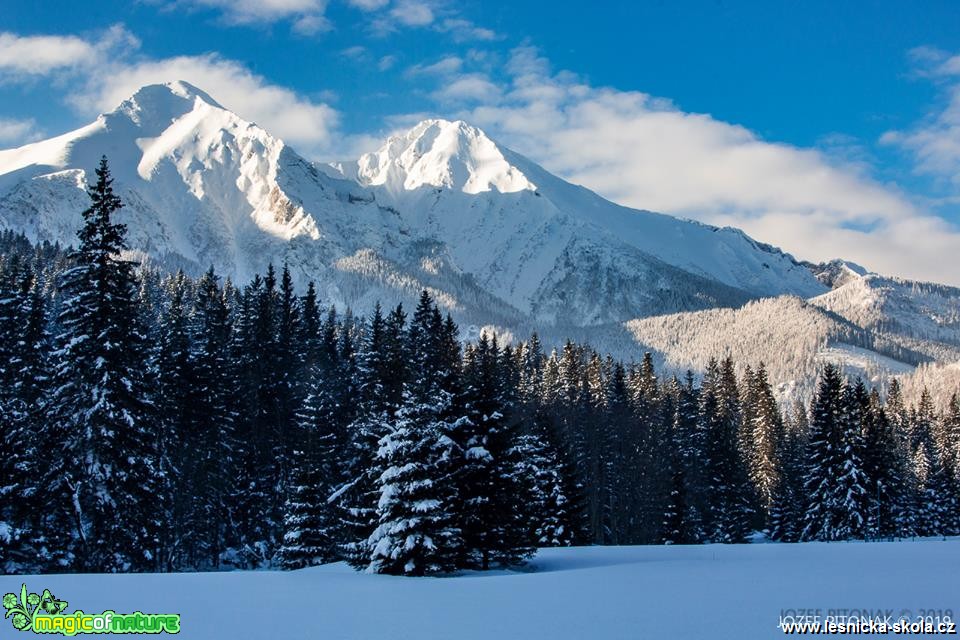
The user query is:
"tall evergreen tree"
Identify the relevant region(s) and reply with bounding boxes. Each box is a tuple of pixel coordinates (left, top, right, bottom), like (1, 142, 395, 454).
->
(185, 267, 237, 569)
(861, 388, 904, 539)
(456, 333, 534, 569)
(364, 292, 463, 575)
(699, 358, 753, 543)
(801, 366, 869, 541)
(40, 157, 160, 572)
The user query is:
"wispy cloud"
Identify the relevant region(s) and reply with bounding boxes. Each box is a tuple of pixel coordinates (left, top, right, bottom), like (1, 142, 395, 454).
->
(881, 46, 960, 186)
(405, 55, 462, 77)
(340, 45, 369, 60)
(0, 26, 136, 76)
(0, 27, 342, 158)
(157, 0, 330, 34)
(0, 117, 41, 145)
(347, 0, 389, 10)
(417, 45, 960, 285)
(436, 18, 497, 43)
(433, 73, 501, 103)
(377, 54, 398, 71)
(390, 0, 434, 26)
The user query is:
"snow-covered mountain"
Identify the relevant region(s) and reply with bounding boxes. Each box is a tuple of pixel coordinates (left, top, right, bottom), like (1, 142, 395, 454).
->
(3, 81, 960, 400)
(811, 271, 960, 349)
(0, 81, 826, 337)
(333, 118, 825, 314)
(621, 263, 960, 403)
(625, 295, 926, 396)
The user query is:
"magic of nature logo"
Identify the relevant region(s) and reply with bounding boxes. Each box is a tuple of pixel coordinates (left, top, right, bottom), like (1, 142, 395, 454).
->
(3, 584, 180, 635)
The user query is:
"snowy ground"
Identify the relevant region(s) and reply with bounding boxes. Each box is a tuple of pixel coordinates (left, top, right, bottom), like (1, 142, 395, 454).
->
(2, 540, 958, 639)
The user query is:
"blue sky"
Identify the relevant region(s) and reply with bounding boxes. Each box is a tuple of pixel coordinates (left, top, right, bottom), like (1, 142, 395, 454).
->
(3, 0, 960, 281)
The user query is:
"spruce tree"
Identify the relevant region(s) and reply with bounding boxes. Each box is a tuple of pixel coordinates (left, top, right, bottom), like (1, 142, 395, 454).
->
(41, 156, 160, 572)
(801, 366, 868, 541)
(861, 389, 904, 539)
(364, 291, 463, 575)
(0, 263, 49, 571)
(342, 303, 408, 569)
(185, 267, 237, 569)
(767, 402, 807, 542)
(279, 350, 342, 568)
(457, 333, 534, 569)
(744, 364, 782, 517)
(661, 375, 703, 544)
(699, 358, 753, 543)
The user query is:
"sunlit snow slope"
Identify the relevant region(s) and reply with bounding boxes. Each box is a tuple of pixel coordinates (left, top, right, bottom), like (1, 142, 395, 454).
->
(0, 82, 824, 334)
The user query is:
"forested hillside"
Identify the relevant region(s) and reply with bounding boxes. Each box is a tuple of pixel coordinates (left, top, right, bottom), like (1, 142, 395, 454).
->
(2, 160, 959, 576)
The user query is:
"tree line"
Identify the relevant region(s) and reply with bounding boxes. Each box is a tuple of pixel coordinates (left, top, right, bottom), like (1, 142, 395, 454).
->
(1, 158, 958, 576)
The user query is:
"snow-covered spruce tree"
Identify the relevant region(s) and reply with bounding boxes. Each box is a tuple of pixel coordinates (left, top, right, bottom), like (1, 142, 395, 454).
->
(660, 375, 703, 544)
(279, 337, 343, 569)
(541, 344, 591, 545)
(153, 270, 195, 570)
(626, 353, 668, 543)
(945, 394, 960, 482)
(603, 360, 637, 544)
(514, 430, 573, 547)
(182, 267, 238, 569)
(800, 367, 869, 542)
(939, 395, 960, 535)
(698, 358, 753, 543)
(743, 364, 783, 519)
(838, 380, 870, 538)
(341, 303, 409, 569)
(280, 288, 357, 569)
(0, 258, 25, 570)
(884, 379, 918, 537)
(456, 333, 534, 569)
(0, 260, 51, 571)
(275, 265, 304, 478)
(229, 274, 274, 566)
(364, 291, 463, 576)
(229, 264, 305, 567)
(910, 392, 960, 537)
(767, 402, 807, 543)
(40, 157, 161, 572)
(860, 388, 905, 540)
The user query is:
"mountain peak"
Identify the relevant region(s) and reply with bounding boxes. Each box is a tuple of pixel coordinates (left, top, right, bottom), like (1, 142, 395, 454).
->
(353, 118, 536, 195)
(110, 81, 227, 132)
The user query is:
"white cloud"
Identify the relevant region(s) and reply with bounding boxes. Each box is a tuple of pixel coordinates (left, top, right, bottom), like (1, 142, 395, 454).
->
(0, 28, 343, 158)
(71, 54, 340, 157)
(434, 73, 501, 103)
(162, 0, 330, 33)
(179, 0, 324, 21)
(446, 46, 960, 285)
(405, 56, 462, 77)
(377, 55, 398, 71)
(348, 0, 389, 10)
(0, 32, 99, 75)
(436, 18, 497, 42)
(881, 47, 960, 186)
(0, 117, 41, 145)
(292, 14, 333, 35)
(390, 0, 434, 26)
(340, 45, 368, 59)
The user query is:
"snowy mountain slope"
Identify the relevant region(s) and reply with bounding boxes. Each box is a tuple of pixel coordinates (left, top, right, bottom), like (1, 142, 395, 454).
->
(0, 82, 826, 336)
(625, 295, 929, 397)
(0, 82, 395, 283)
(2, 541, 957, 640)
(811, 271, 960, 349)
(334, 119, 826, 308)
(805, 258, 869, 289)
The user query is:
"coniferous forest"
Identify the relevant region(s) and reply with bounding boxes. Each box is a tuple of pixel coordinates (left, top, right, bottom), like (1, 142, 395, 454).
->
(2, 158, 960, 576)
